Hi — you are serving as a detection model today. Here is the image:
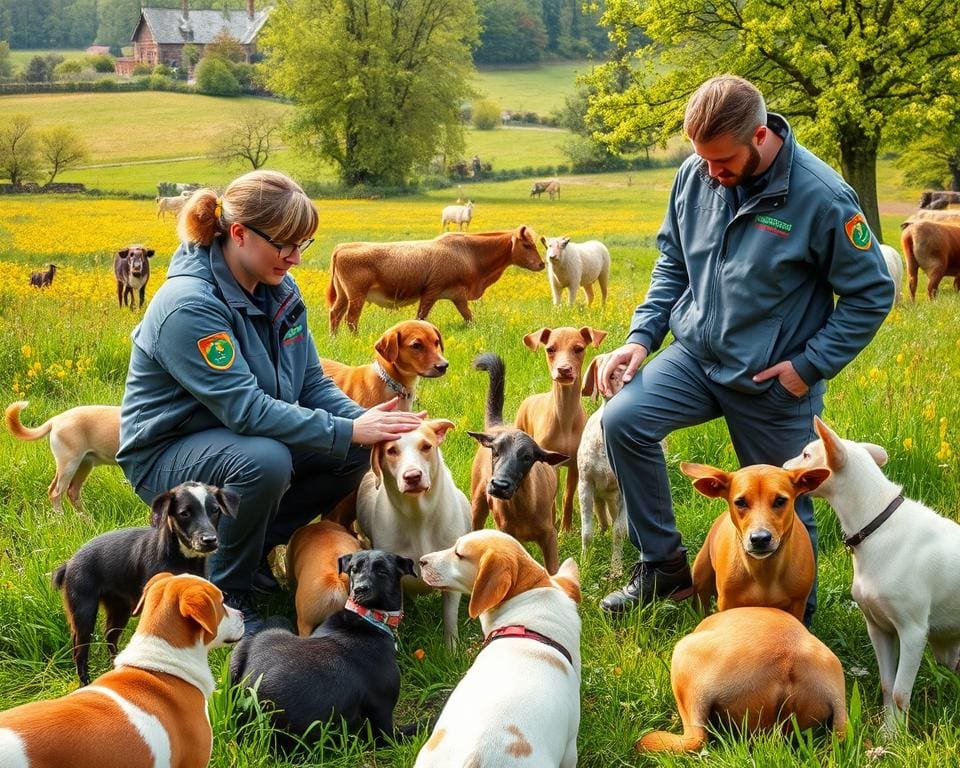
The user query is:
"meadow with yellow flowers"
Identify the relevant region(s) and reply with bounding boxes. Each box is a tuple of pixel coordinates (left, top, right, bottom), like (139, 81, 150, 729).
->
(1, 169, 959, 767)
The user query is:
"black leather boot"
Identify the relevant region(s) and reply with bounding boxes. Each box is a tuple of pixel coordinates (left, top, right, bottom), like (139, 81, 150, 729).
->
(601, 553, 693, 615)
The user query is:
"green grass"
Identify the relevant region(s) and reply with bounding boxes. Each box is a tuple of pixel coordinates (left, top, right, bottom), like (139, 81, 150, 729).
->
(472, 60, 595, 115)
(5, 48, 87, 69)
(1, 166, 959, 765)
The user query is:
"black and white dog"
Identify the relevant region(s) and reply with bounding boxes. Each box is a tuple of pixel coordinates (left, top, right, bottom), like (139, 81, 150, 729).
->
(53, 481, 238, 684)
(230, 549, 416, 747)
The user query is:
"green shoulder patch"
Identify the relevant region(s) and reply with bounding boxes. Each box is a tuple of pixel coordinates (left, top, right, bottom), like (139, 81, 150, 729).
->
(197, 332, 235, 370)
(844, 212, 873, 250)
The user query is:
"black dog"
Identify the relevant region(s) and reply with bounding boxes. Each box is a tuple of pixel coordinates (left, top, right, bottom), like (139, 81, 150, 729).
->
(53, 481, 238, 685)
(230, 549, 416, 748)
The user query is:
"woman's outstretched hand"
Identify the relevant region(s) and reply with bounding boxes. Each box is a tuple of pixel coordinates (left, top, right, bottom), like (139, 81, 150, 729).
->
(351, 397, 426, 445)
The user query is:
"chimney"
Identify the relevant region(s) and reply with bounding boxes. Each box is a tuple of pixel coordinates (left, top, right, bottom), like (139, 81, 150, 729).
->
(247, 0, 255, 21)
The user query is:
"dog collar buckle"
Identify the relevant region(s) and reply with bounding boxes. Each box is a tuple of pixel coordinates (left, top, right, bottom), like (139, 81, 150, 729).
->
(843, 494, 905, 549)
(483, 624, 574, 667)
(373, 361, 412, 401)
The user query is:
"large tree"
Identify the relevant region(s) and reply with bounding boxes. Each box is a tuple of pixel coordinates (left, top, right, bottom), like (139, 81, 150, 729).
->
(260, 0, 478, 187)
(38, 125, 88, 185)
(0, 114, 40, 186)
(585, 0, 960, 241)
(212, 108, 284, 170)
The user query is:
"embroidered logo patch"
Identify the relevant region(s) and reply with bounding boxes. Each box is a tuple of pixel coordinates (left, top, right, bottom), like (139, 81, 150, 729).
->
(845, 212, 873, 250)
(754, 214, 793, 237)
(282, 323, 303, 346)
(197, 332, 235, 370)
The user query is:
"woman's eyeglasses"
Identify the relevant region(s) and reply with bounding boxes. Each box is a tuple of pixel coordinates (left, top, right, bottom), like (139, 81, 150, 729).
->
(244, 223, 314, 258)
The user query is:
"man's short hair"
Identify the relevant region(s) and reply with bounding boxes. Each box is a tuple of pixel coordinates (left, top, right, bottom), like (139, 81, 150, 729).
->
(683, 75, 767, 145)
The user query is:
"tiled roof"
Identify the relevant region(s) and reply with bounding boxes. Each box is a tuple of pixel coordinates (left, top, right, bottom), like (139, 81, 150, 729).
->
(136, 7, 270, 45)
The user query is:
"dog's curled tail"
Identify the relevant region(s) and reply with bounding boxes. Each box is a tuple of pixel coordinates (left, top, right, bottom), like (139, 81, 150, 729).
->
(4, 400, 53, 441)
(635, 727, 707, 753)
(472, 353, 506, 429)
(52, 564, 67, 591)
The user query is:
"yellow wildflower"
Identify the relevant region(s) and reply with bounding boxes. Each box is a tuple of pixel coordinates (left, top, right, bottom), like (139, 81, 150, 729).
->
(903, 437, 913, 451)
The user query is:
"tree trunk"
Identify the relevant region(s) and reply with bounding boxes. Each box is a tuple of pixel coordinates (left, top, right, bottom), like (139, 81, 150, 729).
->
(948, 159, 960, 192)
(838, 132, 882, 243)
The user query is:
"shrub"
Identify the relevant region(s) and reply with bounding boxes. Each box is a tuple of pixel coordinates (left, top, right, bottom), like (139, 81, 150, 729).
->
(195, 56, 241, 96)
(152, 64, 174, 78)
(148, 74, 173, 91)
(472, 99, 500, 130)
(91, 78, 118, 92)
(53, 61, 83, 79)
(132, 63, 152, 76)
(86, 55, 115, 73)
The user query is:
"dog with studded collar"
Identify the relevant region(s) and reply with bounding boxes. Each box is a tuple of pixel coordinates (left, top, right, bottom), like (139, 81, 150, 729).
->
(229, 549, 415, 747)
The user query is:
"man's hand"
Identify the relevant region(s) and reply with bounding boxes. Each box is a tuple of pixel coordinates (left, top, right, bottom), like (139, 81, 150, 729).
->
(752, 360, 808, 397)
(351, 397, 426, 445)
(596, 343, 648, 397)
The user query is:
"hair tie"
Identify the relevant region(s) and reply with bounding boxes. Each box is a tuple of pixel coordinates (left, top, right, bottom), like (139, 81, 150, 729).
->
(214, 197, 223, 220)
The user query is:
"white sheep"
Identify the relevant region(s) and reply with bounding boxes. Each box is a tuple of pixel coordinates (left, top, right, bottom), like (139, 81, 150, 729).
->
(879, 243, 904, 304)
(540, 236, 610, 306)
(440, 200, 474, 232)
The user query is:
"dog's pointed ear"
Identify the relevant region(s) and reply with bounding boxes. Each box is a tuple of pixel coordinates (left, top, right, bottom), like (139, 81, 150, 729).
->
(580, 327, 608, 348)
(467, 431, 495, 449)
(523, 328, 552, 351)
(337, 553, 354, 575)
(425, 419, 455, 444)
(791, 467, 831, 494)
(813, 416, 846, 470)
(214, 488, 240, 519)
(551, 558, 582, 604)
(370, 442, 385, 489)
(149, 491, 175, 528)
(680, 462, 731, 498)
(375, 329, 401, 363)
(581, 358, 598, 397)
(133, 571, 174, 616)
(861, 443, 888, 467)
(179, 583, 219, 643)
(468, 549, 516, 619)
(537, 447, 569, 466)
(396, 556, 417, 578)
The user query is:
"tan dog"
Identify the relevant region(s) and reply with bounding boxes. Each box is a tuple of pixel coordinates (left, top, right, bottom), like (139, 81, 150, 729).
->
(320, 320, 448, 410)
(0, 572, 243, 768)
(681, 462, 830, 621)
(286, 520, 362, 637)
(515, 326, 607, 532)
(4, 400, 120, 513)
(636, 607, 847, 752)
(416, 530, 582, 768)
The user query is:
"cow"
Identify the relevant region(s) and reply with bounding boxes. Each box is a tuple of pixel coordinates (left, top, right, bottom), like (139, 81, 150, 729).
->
(901, 219, 960, 301)
(530, 179, 560, 200)
(155, 195, 187, 220)
(114, 245, 155, 311)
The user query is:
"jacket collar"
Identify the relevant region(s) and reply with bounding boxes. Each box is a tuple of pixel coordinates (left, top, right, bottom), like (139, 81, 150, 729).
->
(206, 238, 296, 320)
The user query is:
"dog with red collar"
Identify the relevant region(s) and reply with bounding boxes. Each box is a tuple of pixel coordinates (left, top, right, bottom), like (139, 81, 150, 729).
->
(230, 549, 415, 748)
(0, 572, 243, 768)
(416, 530, 582, 768)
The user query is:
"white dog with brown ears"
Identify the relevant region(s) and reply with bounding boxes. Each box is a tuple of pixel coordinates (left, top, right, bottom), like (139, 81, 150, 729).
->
(416, 529, 582, 768)
(784, 416, 960, 734)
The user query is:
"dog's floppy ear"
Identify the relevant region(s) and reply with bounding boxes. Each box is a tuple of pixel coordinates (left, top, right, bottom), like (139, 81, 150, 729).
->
(537, 446, 569, 466)
(214, 488, 240, 519)
(467, 430, 495, 449)
(395, 555, 417, 578)
(468, 548, 516, 619)
(375, 329, 401, 363)
(370, 442, 385, 489)
(813, 416, 846, 470)
(425, 418, 455, 444)
(551, 557, 582, 604)
(149, 490, 176, 528)
(861, 443, 888, 467)
(790, 467, 832, 494)
(133, 571, 174, 616)
(580, 326, 608, 348)
(680, 462, 731, 498)
(338, 553, 354, 575)
(523, 328, 552, 351)
(179, 583, 220, 644)
(581, 358, 599, 397)
(431, 323, 445, 353)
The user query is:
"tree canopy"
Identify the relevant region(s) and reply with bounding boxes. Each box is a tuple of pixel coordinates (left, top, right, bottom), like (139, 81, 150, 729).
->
(260, 0, 478, 187)
(585, 0, 960, 241)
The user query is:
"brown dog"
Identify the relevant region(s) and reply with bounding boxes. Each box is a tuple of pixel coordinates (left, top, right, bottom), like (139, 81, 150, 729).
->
(636, 607, 847, 752)
(286, 520, 362, 636)
(4, 400, 120, 513)
(320, 320, 448, 410)
(681, 462, 830, 621)
(514, 326, 607, 532)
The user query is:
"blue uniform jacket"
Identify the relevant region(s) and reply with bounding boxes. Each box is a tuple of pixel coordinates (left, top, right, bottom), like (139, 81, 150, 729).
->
(627, 114, 895, 394)
(118, 239, 364, 488)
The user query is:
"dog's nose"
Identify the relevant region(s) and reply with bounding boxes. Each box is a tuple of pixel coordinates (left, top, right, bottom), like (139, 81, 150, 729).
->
(403, 469, 423, 484)
(749, 530, 773, 549)
(557, 365, 574, 378)
(434, 361, 449, 373)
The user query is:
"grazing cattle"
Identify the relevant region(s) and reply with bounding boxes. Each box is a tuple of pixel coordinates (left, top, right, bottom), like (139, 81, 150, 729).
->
(919, 190, 960, 210)
(327, 227, 545, 333)
(541, 236, 611, 306)
(155, 195, 187, 220)
(29, 264, 57, 288)
(114, 244, 155, 311)
(530, 178, 560, 200)
(901, 219, 960, 300)
(441, 201, 474, 232)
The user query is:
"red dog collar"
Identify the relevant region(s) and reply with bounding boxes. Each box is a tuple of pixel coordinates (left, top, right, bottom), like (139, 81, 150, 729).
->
(345, 598, 404, 629)
(483, 625, 574, 667)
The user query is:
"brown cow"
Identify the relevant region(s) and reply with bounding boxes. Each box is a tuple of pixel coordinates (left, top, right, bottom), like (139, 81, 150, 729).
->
(326, 227, 545, 333)
(901, 219, 960, 300)
(114, 244, 155, 311)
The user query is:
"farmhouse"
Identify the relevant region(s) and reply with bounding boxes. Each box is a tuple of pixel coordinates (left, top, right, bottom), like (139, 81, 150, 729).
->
(117, 0, 270, 74)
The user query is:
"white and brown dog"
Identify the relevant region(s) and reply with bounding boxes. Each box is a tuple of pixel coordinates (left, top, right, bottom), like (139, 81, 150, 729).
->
(356, 419, 470, 648)
(785, 416, 960, 733)
(0, 572, 243, 768)
(416, 530, 582, 768)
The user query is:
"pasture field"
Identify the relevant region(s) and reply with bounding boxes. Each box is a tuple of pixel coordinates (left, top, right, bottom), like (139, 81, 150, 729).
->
(472, 61, 593, 115)
(4, 48, 87, 69)
(1, 169, 959, 766)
